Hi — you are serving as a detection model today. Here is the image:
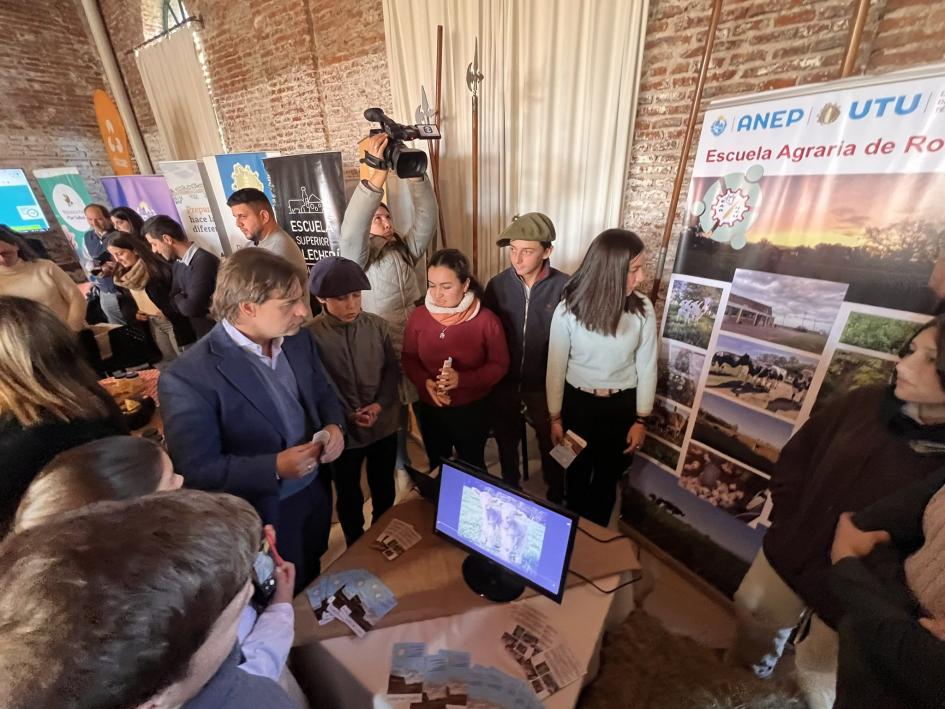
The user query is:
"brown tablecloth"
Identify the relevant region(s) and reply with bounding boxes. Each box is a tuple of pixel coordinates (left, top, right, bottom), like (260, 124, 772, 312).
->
(292, 497, 640, 646)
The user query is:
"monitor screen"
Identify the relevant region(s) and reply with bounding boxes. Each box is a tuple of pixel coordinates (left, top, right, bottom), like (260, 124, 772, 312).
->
(434, 460, 578, 603)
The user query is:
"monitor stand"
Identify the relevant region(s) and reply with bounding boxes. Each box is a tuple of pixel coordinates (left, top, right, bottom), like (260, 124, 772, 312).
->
(462, 554, 525, 602)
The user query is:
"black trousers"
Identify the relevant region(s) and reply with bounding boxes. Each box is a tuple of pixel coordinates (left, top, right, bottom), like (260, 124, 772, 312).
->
(414, 398, 490, 472)
(490, 382, 564, 503)
(330, 433, 397, 546)
(561, 384, 636, 527)
(275, 475, 333, 593)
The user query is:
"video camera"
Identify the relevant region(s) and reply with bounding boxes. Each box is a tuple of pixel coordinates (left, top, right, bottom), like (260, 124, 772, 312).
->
(363, 107, 441, 179)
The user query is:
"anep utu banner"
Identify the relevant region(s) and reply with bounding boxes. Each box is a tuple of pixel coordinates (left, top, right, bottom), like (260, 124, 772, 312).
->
(264, 152, 345, 265)
(625, 66, 945, 595)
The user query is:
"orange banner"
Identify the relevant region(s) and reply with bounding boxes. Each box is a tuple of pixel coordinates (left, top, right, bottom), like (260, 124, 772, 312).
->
(93, 89, 133, 175)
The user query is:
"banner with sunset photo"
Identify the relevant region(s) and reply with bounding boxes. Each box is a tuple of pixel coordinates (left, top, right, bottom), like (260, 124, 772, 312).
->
(624, 66, 945, 595)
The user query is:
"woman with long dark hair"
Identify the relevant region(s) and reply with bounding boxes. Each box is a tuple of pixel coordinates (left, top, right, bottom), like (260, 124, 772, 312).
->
(0, 296, 127, 535)
(402, 248, 509, 471)
(546, 229, 658, 526)
(109, 206, 145, 239)
(107, 230, 196, 360)
(731, 316, 945, 709)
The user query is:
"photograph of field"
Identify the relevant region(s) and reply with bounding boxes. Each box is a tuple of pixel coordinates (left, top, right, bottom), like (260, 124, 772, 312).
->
(812, 348, 896, 414)
(673, 172, 945, 312)
(662, 278, 725, 350)
(721, 269, 847, 355)
(656, 340, 706, 409)
(679, 443, 770, 525)
(839, 311, 921, 356)
(639, 435, 681, 472)
(706, 334, 819, 421)
(649, 397, 691, 447)
(692, 393, 793, 475)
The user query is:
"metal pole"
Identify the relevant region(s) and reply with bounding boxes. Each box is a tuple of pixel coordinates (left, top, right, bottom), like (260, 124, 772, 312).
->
(649, 0, 724, 303)
(466, 37, 484, 275)
(80, 0, 154, 173)
(839, 0, 871, 78)
(432, 25, 448, 248)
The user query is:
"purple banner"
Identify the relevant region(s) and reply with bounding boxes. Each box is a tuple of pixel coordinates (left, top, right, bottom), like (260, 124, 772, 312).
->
(101, 175, 181, 226)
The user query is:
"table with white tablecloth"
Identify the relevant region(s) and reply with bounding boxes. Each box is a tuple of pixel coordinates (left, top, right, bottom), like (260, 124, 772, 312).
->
(290, 497, 640, 708)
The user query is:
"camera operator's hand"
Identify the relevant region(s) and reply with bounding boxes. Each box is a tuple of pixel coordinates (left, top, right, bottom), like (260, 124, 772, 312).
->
(364, 133, 390, 191)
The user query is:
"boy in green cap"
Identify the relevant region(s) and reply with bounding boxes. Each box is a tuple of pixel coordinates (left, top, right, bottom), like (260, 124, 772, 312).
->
(483, 213, 569, 502)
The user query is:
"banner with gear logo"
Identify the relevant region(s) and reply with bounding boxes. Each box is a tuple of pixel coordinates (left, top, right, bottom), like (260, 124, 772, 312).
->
(200, 152, 279, 255)
(625, 66, 945, 596)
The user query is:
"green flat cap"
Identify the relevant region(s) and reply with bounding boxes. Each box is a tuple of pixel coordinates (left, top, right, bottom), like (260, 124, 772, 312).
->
(496, 212, 556, 247)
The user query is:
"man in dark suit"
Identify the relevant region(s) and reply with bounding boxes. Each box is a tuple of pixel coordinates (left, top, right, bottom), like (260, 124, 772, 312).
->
(142, 215, 219, 339)
(159, 248, 346, 590)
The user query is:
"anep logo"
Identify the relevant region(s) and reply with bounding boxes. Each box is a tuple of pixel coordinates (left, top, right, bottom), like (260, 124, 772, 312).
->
(710, 116, 727, 136)
(848, 93, 923, 120)
(736, 108, 804, 132)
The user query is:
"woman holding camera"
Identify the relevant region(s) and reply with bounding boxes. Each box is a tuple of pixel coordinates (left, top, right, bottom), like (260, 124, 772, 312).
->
(546, 229, 658, 527)
(341, 132, 440, 469)
(402, 248, 509, 471)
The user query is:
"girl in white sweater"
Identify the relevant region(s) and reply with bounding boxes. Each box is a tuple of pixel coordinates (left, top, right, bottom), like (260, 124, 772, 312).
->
(546, 229, 658, 526)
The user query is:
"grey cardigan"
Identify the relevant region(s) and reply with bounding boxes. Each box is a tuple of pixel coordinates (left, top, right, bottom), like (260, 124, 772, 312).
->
(306, 310, 400, 448)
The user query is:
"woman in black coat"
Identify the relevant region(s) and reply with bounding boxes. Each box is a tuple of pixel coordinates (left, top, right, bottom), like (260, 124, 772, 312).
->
(0, 296, 127, 535)
(107, 230, 196, 360)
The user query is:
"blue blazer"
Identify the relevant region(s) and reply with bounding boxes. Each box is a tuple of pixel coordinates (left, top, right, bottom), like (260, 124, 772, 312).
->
(158, 323, 345, 523)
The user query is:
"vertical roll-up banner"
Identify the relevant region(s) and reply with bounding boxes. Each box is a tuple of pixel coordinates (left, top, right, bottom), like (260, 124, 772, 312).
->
(0, 168, 49, 233)
(159, 160, 225, 256)
(33, 168, 94, 268)
(100, 175, 180, 226)
(625, 66, 945, 596)
(201, 151, 279, 255)
(264, 152, 345, 265)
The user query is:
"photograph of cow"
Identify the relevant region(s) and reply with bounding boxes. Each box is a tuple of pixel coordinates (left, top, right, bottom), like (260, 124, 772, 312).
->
(720, 269, 848, 355)
(679, 442, 770, 526)
(706, 334, 818, 421)
(692, 392, 794, 475)
(649, 396, 691, 447)
(656, 340, 706, 409)
(662, 278, 725, 350)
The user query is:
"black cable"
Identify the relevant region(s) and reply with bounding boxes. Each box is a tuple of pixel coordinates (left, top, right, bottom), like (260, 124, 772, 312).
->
(568, 569, 641, 594)
(577, 525, 634, 544)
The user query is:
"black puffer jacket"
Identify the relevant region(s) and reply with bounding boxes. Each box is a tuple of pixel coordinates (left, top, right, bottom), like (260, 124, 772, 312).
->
(482, 264, 568, 392)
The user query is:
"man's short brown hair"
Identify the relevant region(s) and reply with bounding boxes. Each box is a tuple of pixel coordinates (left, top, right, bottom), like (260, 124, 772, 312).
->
(210, 248, 303, 323)
(0, 490, 260, 709)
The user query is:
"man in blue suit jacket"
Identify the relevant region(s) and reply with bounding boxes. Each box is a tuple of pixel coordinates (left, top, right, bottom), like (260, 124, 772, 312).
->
(160, 248, 345, 590)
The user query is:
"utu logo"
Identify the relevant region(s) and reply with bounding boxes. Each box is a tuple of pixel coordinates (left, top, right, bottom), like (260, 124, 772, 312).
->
(736, 108, 804, 132)
(849, 94, 922, 119)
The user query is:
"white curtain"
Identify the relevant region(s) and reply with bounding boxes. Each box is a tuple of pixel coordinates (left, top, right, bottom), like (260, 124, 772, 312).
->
(382, 0, 648, 280)
(135, 25, 224, 161)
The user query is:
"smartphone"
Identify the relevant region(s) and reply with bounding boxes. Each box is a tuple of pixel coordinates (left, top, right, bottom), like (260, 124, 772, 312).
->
(251, 531, 282, 606)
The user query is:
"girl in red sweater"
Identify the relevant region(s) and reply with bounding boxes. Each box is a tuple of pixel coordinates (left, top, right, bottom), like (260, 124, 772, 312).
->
(402, 249, 509, 471)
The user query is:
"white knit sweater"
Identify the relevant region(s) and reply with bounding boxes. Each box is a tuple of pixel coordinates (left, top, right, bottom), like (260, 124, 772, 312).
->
(0, 259, 86, 330)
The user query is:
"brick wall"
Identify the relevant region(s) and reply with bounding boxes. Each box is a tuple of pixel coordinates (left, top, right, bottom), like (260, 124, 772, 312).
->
(0, 0, 114, 212)
(7, 0, 945, 265)
(621, 0, 945, 298)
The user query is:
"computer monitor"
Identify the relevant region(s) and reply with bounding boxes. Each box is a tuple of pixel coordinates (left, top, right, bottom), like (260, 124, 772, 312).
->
(434, 459, 578, 603)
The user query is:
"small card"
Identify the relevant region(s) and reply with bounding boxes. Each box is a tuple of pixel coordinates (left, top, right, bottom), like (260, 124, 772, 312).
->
(549, 429, 588, 469)
(372, 519, 422, 560)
